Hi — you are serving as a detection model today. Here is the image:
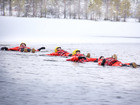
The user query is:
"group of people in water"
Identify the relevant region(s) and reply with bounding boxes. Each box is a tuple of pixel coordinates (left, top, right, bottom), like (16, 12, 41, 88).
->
(1, 43, 139, 68)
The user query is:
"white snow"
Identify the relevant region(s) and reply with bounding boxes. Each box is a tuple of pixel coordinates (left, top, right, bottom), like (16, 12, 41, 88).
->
(0, 16, 140, 43)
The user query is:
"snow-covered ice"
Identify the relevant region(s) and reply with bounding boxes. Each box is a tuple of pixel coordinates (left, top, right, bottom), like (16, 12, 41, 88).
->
(0, 16, 140, 43)
(0, 16, 140, 105)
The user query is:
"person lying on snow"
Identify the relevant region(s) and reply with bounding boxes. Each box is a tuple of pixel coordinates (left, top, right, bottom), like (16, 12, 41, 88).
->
(66, 49, 98, 63)
(46, 47, 72, 57)
(98, 54, 138, 68)
(1, 43, 45, 53)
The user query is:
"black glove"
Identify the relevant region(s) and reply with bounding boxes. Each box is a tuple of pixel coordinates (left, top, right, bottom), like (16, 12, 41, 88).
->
(101, 59, 106, 66)
(78, 56, 86, 60)
(1, 47, 8, 50)
(38, 47, 45, 51)
(68, 54, 72, 56)
(94, 59, 98, 62)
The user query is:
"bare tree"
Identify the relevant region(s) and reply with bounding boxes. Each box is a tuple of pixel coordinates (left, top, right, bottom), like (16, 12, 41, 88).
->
(33, 0, 36, 17)
(2, 0, 5, 16)
(9, 0, 12, 16)
(64, 0, 66, 18)
(85, 0, 88, 19)
(78, 0, 80, 19)
(120, 0, 131, 22)
(104, 0, 109, 20)
(40, 0, 43, 17)
(136, 3, 140, 22)
(0, 0, 140, 22)
(16, 0, 21, 17)
(24, 0, 29, 17)
(88, 0, 102, 20)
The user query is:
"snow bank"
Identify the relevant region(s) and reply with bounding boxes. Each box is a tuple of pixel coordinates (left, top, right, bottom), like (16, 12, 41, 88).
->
(0, 16, 140, 43)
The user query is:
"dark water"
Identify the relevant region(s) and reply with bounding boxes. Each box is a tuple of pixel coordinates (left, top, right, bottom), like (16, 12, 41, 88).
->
(0, 43, 140, 105)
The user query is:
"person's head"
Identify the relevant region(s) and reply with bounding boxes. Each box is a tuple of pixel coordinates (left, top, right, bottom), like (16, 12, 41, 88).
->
(112, 54, 117, 60)
(20, 43, 26, 48)
(55, 47, 61, 52)
(72, 49, 80, 55)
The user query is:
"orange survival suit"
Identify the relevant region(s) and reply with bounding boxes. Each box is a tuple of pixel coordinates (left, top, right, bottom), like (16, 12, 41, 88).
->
(46, 49, 70, 56)
(66, 53, 98, 63)
(98, 57, 131, 67)
(8, 46, 32, 52)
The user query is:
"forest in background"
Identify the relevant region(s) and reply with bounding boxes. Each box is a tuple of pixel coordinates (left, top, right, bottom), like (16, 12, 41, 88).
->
(0, 0, 140, 22)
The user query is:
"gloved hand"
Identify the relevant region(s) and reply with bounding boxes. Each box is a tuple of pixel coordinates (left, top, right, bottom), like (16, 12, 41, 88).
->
(101, 59, 106, 66)
(94, 59, 98, 62)
(78, 56, 86, 60)
(1, 47, 8, 50)
(38, 47, 45, 51)
(68, 54, 72, 56)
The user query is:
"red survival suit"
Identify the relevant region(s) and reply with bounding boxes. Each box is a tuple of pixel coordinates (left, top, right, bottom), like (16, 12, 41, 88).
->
(8, 46, 39, 52)
(8, 46, 30, 51)
(98, 57, 131, 67)
(46, 50, 70, 57)
(66, 54, 98, 63)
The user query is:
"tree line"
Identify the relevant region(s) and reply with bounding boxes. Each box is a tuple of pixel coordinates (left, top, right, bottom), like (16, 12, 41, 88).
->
(0, 0, 140, 22)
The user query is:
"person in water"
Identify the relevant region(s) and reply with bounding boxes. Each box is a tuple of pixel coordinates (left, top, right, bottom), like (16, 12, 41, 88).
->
(66, 49, 98, 63)
(46, 47, 72, 56)
(1, 43, 45, 53)
(98, 54, 138, 68)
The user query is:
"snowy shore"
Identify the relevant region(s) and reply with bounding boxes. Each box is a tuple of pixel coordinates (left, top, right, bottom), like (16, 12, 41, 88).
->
(0, 16, 140, 43)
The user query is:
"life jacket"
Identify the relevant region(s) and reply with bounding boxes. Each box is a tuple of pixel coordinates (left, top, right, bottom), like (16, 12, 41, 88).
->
(74, 54, 87, 62)
(57, 50, 69, 56)
(78, 58, 87, 63)
(105, 57, 118, 66)
(67, 54, 88, 63)
(66, 56, 87, 63)
(47, 50, 70, 56)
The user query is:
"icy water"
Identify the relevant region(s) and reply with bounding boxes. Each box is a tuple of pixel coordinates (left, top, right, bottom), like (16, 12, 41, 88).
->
(0, 43, 140, 105)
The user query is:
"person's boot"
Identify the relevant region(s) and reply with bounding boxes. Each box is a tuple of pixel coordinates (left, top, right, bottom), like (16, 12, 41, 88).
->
(112, 54, 117, 60)
(24, 48, 28, 52)
(131, 62, 137, 68)
(32, 48, 36, 53)
(86, 53, 90, 58)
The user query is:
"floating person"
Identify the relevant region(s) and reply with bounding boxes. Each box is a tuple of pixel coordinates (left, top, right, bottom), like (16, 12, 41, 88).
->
(1, 43, 45, 53)
(66, 49, 98, 63)
(46, 47, 72, 57)
(98, 54, 139, 68)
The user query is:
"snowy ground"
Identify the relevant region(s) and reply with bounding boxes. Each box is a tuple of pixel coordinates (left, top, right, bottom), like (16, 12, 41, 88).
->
(0, 16, 140, 105)
(0, 43, 140, 105)
(0, 16, 140, 43)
